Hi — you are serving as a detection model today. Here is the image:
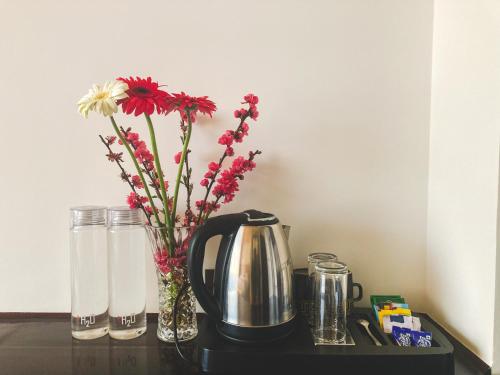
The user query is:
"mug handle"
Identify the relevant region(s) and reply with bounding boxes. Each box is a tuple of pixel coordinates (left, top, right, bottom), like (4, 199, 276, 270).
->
(353, 282, 363, 302)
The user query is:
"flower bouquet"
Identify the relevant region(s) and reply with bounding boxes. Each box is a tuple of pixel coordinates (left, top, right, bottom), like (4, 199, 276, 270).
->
(78, 76, 261, 342)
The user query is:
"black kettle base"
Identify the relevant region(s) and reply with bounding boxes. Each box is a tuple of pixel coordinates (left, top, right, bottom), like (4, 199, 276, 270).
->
(197, 310, 455, 375)
(216, 317, 296, 344)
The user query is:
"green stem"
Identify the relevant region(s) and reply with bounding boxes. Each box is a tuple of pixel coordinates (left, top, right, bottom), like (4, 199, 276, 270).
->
(144, 114, 175, 252)
(171, 111, 193, 223)
(109, 116, 162, 227)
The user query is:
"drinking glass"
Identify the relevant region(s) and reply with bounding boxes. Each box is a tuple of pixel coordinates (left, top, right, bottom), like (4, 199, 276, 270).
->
(313, 261, 348, 344)
(307, 252, 337, 325)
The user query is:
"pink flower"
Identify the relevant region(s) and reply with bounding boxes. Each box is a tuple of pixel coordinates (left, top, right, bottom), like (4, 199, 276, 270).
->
(127, 132, 140, 143)
(195, 199, 220, 216)
(249, 105, 259, 120)
(170, 256, 187, 268)
(225, 146, 234, 156)
(154, 252, 171, 274)
(200, 178, 209, 187)
(144, 161, 154, 171)
(218, 131, 234, 146)
(174, 151, 182, 164)
(234, 108, 248, 119)
(165, 92, 217, 122)
(244, 93, 259, 105)
(134, 146, 154, 163)
(211, 155, 258, 204)
(195, 200, 205, 210)
(119, 131, 139, 146)
(204, 171, 214, 178)
(154, 179, 169, 190)
(208, 162, 220, 171)
(127, 192, 148, 209)
(208, 201, 221, 213)
(131, 175, 144, 189)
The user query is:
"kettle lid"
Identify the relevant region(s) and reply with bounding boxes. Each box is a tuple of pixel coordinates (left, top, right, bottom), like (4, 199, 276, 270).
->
(243, 209, 279, 226)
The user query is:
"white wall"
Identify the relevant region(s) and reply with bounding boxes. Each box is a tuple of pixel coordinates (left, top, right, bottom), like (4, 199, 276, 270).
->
(0, 0, 433, 313)
(495, 169, 500, 373)
(426, 0, 500, 367)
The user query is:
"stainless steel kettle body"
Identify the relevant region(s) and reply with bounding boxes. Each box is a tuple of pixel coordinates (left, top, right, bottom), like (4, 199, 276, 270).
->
(188, 210, 296, 343)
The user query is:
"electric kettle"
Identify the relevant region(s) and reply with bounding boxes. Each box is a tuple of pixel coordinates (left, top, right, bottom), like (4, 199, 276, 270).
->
(188, 210, 296, 343)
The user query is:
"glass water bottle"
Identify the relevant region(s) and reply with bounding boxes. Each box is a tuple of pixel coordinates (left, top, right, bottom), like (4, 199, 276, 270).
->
(70, 206, 109, 339)
(107, 207, 147, 339)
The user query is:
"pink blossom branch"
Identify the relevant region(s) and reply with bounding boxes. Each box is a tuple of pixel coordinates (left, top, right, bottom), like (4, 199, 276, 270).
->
(203, 149, 261, 222)
(120, 126, 164, 204)
(195, 115, 248, 225)
(98, 134, 152, 225)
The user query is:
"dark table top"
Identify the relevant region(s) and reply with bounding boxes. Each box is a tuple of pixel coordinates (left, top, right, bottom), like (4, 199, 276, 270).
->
(0, 313, 490, 375)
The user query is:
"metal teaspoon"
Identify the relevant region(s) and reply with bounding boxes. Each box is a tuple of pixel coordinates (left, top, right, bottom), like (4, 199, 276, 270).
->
(357, 319, 382, 346)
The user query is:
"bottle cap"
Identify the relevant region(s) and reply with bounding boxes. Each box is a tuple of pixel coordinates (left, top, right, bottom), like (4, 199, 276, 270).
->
(70, 206, 106, 227)
(108, 206, 144, 226)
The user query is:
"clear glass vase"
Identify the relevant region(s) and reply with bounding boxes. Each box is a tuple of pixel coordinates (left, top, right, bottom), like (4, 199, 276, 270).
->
(145, 225, 198, 342)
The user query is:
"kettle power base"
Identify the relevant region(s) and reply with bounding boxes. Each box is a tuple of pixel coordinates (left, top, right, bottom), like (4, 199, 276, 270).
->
(196, 308, 454, 375)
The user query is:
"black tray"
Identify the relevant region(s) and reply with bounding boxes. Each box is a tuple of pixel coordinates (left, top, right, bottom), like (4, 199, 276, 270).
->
(196, 308, 454, 375)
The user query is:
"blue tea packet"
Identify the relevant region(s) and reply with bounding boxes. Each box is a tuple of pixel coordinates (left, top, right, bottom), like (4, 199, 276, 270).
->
(392, 326, 412, 347)
(411, 330, 432, 347)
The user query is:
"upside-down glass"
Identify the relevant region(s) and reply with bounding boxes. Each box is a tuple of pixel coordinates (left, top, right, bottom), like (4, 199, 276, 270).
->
(107, 207, 147, 340)
(307, 252, 337, 325)
(313, 261, 348, 344)
(70, 206, 109, 339)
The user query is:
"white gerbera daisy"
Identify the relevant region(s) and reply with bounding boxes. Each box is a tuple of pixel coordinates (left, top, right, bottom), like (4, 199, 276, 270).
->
(78, 81, 129, 118)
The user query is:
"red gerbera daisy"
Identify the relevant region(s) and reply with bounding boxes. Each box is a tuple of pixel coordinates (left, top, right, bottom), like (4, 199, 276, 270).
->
(166, 92, 217, 122)
(117, 76, 171, 116)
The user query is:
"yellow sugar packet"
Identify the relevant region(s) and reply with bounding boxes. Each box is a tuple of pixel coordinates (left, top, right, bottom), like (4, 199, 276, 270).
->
(378, 308, 412, 328)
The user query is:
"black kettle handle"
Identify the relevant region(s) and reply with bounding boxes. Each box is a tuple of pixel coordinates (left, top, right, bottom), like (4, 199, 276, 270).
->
(188, 213, 247, 321)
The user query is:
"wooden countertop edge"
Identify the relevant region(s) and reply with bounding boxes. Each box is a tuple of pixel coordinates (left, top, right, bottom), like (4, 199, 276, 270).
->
(0, 311, 492, 375)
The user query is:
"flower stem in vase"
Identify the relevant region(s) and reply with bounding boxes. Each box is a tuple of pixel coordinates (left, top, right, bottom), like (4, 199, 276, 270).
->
(109, 116, 162, 227)
(171, 109, 193, 223)
(144, 113, 175, 252)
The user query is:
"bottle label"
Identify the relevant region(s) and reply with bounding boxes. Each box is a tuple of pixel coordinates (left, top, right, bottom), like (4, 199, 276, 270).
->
(121, 314, 136, 327)
(80, 315, 95, 327)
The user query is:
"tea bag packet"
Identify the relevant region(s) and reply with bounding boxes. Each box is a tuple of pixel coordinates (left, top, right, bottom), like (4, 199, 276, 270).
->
(411, 330, 432, 347)
(371, 294, 430, 348)
(378, 307, 412, 328)
(392, 326, 412, 347)
(382, 315, 422, 333)
(411, 316, 421, 331)
(388, 303, 409, 309)
(371, 295, 406, 322)
(370, 295, 406, 305)
(383, 315, 412, 333)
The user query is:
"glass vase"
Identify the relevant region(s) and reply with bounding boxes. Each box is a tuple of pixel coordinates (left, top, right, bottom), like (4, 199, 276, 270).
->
(145, 225, 198, 342)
